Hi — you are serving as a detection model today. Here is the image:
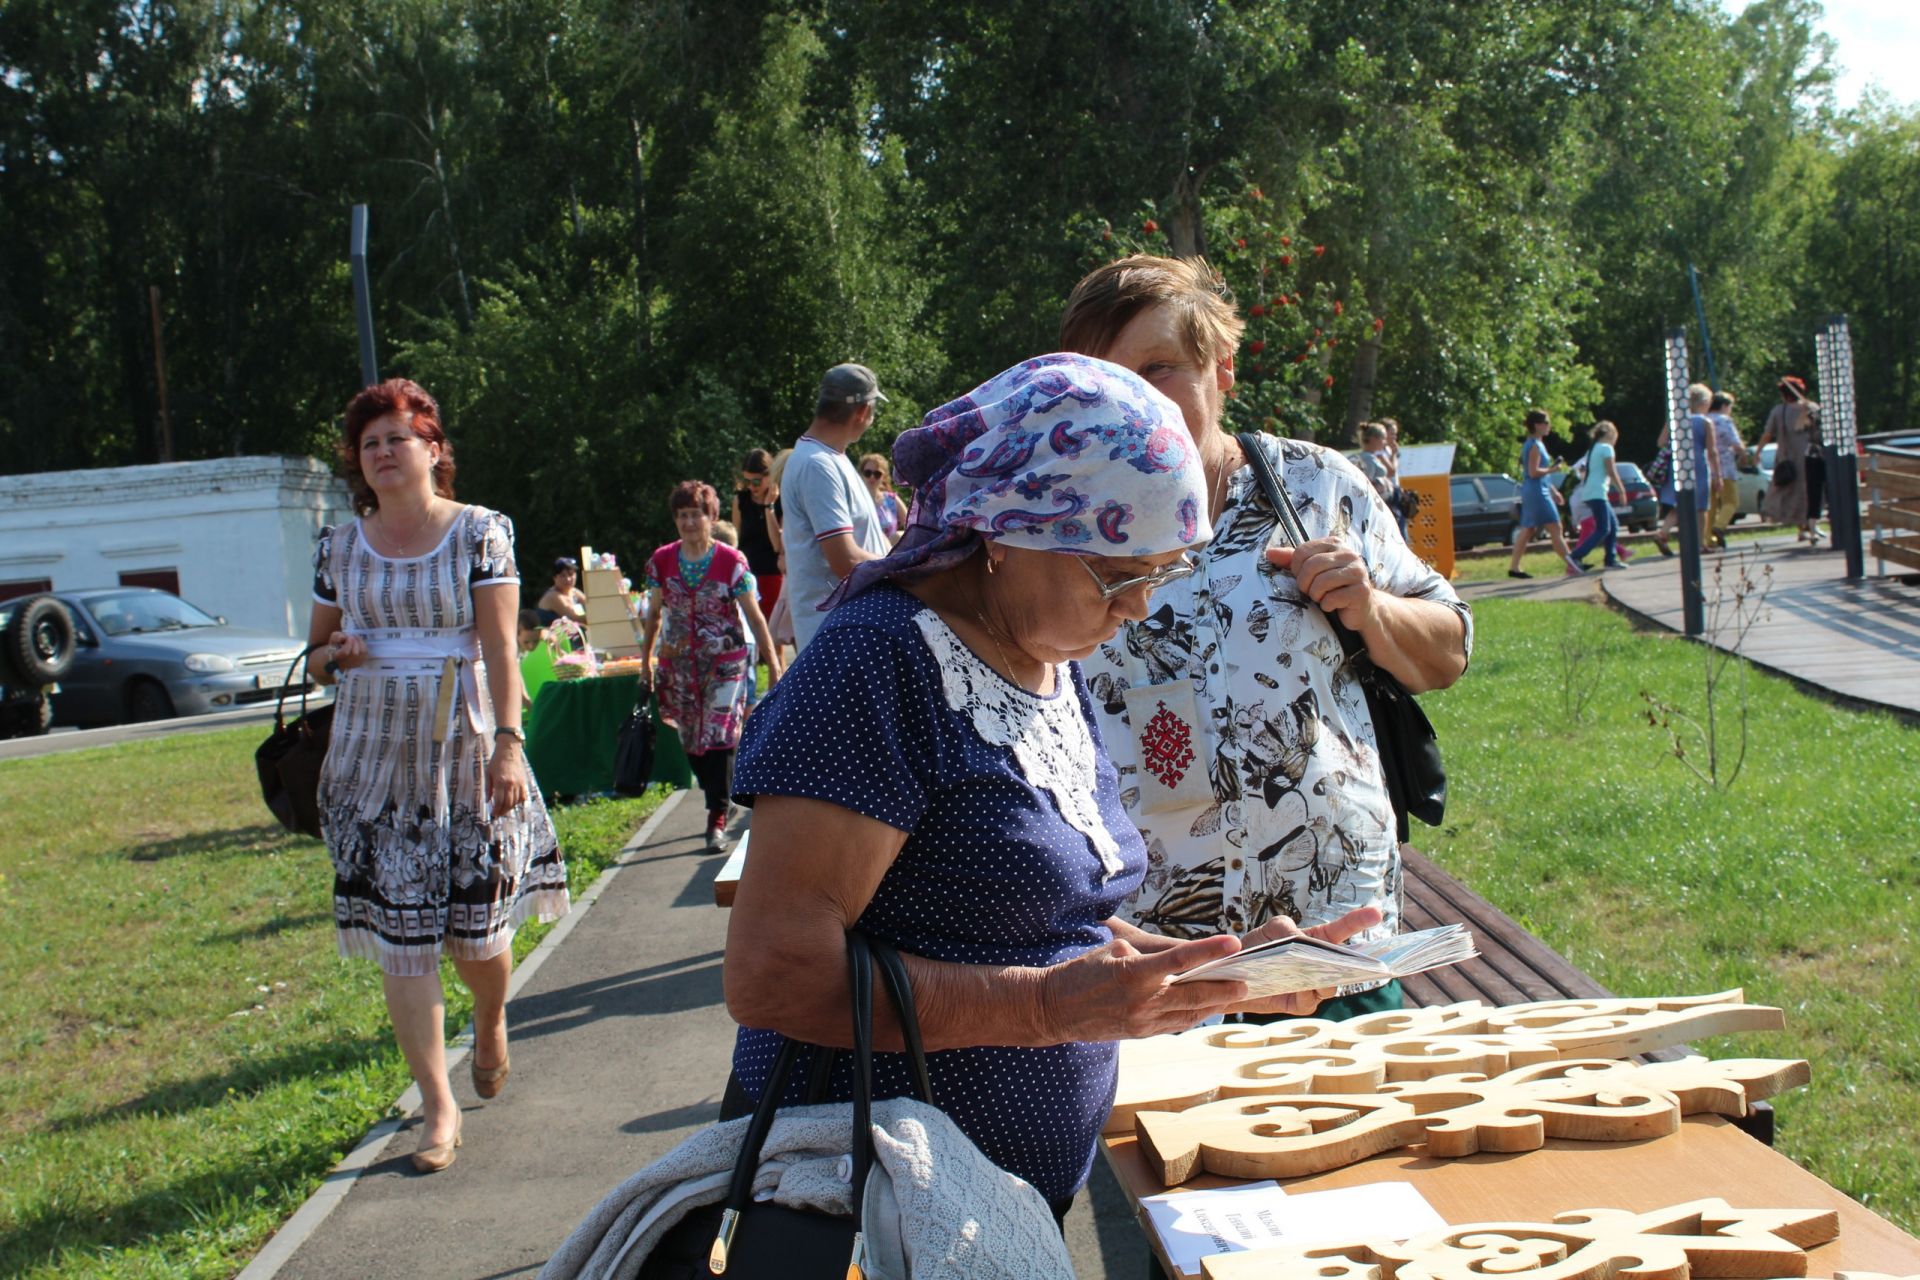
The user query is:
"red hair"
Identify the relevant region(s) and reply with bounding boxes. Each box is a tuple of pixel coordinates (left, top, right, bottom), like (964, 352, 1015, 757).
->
(339, 379, 456, 514)
(668, 479, 720, 520)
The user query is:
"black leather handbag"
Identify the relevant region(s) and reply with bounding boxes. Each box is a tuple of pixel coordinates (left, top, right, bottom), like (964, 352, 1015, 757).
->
(1240, 433, 1448, 841)
(638, 931, 933, 1279)
(611, 693, 656, 796)
(254, 645, 335, 839)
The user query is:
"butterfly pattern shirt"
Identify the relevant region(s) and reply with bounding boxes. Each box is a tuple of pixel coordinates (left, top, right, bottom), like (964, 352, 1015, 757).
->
(1079, 436, 1472, 978)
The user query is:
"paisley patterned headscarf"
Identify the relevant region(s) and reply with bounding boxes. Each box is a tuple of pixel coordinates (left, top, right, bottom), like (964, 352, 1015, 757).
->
(829, 353, 1210, 608)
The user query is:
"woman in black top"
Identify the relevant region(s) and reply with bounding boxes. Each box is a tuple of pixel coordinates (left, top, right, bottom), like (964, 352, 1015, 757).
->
(731, 446, 784, 647)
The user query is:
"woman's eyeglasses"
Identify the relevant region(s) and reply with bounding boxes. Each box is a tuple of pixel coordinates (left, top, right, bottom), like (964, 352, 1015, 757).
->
(860, 469, 885, 479)
(1074, 553, 1198, 600)
(741, 472, 767, 483)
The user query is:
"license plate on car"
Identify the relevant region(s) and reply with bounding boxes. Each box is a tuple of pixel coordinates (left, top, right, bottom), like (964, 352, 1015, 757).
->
(255, 674, 269, 689)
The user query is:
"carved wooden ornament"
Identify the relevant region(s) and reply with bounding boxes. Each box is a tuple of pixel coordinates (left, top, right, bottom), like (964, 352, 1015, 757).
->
(1110, 990, 1786, 1134)
(1198, 1198, 1841, 1280)
(1136, 1055, 1810, 1186)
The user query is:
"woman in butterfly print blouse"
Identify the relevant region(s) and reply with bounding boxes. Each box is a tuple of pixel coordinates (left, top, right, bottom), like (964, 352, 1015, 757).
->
(1063, 257, 1471, 1021)
(306, 379, 566, 1173)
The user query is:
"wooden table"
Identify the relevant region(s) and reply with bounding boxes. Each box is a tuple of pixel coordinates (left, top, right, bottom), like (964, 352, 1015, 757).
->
(1104, 1116, 1920, 1277)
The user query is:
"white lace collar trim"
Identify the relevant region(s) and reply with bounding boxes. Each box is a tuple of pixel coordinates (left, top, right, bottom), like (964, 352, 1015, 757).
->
(911, 609, 1125, 878)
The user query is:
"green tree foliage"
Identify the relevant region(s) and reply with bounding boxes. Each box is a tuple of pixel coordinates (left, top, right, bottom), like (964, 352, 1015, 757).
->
(1813, 99, 1920, 431)
(2, 0, 1912, 561)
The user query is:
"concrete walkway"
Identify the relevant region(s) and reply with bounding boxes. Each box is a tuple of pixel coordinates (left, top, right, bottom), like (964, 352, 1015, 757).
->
(255, 790, 1150, 1278)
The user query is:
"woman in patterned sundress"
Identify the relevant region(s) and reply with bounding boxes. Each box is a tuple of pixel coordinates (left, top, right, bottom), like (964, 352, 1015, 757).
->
(305, 379, 567, 1173)
(640, 480, 783, 850)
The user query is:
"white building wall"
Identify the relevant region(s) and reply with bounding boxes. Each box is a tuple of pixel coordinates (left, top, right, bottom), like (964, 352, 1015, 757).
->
(0, 456, 354, 638)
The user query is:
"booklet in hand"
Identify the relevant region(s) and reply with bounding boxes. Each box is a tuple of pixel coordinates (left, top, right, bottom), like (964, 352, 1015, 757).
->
(1169, 923, 1478, 999)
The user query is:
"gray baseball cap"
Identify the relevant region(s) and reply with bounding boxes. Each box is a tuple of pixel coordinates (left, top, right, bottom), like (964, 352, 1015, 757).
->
(817, 362, 889, 406)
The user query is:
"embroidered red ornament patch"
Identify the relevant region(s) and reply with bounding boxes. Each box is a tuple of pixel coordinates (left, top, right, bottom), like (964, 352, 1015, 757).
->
(1140, 700, 1196, 788)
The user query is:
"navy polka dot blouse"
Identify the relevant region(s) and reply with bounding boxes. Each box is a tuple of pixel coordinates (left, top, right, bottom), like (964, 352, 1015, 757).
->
(729, 584, 1148, 1203)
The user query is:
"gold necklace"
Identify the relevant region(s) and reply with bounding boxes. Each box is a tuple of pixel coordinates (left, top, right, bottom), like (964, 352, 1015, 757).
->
(1207, 438, 1238, 522)
(970, 588, 1031, 688)
(378, 502, 439, 556)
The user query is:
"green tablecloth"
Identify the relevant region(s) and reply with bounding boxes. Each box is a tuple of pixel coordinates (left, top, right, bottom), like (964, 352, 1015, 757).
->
(524, 674, 693, 796)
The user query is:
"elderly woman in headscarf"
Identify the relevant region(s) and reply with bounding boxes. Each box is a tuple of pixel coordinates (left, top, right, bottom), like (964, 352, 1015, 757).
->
(721, 355, 1380, 1222)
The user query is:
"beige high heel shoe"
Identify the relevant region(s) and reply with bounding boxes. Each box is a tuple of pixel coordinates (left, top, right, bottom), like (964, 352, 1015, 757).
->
(471, 1052, 510, 1099)
(411, 1110, 463, 1173)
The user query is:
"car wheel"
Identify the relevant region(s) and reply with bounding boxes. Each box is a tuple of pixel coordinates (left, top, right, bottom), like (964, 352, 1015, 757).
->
(0, 694, 53, 739)
(125, 679, 175, 723)
(2, 595, 76, 686)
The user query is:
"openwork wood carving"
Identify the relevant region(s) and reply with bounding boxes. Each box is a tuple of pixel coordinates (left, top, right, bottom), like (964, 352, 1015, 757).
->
(1198, 1198, 1841, 1280)
(1110, 990, 1786, 1133)
(1136, 1056, 1810, 1185)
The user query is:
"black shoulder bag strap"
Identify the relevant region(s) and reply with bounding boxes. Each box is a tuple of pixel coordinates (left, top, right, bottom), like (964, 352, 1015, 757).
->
(1236, 433, 1369, 670)
(1236, 433, 1447, 842)
(708, 931, 934, 1277)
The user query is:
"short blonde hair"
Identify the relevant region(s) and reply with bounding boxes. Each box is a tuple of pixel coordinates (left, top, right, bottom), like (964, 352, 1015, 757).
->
(768, 447, 795, 488)
(1060, 255, 1245, 366)
(711, 519, 738, 547)
(1686, 382, 1712, 409)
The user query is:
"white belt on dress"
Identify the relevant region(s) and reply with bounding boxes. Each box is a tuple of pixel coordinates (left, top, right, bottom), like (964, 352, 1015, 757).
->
(346, 628, 485, 744)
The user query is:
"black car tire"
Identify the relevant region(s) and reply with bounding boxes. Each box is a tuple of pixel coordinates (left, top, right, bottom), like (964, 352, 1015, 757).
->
(125, 678, 175, 723)
(2, 595, 76, 686)
(0, 692, 53, 738)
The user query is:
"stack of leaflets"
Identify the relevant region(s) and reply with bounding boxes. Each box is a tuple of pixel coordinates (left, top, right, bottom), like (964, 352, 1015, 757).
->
(1169, 923, 1478, 999)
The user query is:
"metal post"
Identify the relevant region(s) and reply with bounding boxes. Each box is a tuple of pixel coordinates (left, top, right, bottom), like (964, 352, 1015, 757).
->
(1825, 315, 1865, 578)
(1814, 323, 1840, 552)
(1666, 327, 1704, 637)
(350, 205, 380, 387)
(1687, 262, 1718, 391)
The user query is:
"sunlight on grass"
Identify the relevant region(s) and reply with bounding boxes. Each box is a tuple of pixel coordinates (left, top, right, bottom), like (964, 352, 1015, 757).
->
(0, 729, 663, 1278)
(1422, 597, 1919, 1231)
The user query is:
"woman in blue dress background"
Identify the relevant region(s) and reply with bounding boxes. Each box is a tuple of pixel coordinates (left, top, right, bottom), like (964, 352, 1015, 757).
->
(1506, 409, 1580, 578)
(721, 355, 1380, 1218)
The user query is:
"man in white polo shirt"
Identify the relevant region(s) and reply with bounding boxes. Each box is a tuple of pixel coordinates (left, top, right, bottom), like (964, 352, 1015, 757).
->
(781, 362, 892, 651)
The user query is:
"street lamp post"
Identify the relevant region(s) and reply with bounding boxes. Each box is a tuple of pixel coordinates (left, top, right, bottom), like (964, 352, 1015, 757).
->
(1665, 327, 1704, 637)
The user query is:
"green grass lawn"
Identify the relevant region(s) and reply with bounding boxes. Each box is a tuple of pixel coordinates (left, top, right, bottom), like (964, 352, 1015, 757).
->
(1421, 597, 1918, 1232)
(0, 730, 663, 1278)
(1451, 523, 1783, 582)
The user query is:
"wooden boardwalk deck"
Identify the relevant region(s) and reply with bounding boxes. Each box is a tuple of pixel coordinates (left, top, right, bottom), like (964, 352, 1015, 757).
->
(1600, 535, 1920, 717)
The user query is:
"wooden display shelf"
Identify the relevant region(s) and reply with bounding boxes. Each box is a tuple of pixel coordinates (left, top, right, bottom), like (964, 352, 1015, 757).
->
(582, 566, 624, 595)
(584, 594, 632, 625)
(1104, 1115, 1920, 1278)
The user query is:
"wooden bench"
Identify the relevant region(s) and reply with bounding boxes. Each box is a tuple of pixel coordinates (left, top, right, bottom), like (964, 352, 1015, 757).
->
(712, 829, 748, 906)
(1399, 845, 1774, 1144)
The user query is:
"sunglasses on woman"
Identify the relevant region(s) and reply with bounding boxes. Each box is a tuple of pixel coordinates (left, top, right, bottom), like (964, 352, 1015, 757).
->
(860, 469, 885, 479)
(1074, 553, 1198, 600)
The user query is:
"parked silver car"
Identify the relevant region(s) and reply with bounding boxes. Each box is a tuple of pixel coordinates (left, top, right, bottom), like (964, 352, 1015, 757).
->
(1734, 442, 1777, 520)
(47, 587, 315, 726)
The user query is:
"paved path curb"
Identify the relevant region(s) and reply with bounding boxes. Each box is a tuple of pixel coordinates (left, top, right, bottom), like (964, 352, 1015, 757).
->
(236, 789, 686, 1280)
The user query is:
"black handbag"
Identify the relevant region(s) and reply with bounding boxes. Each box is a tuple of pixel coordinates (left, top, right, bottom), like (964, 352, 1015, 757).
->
(1239, 433, 1448, 842)
(612, 693, 656, 796)
(639, 931, 932, 1279)
(254, 645, 335, 839)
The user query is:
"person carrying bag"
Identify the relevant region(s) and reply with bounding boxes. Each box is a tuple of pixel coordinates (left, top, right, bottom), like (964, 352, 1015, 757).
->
(541, 932, 1073, 1280)
(1238, 433, 1447, 842)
